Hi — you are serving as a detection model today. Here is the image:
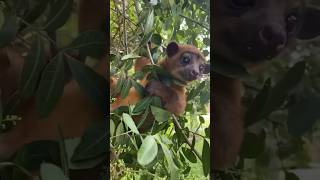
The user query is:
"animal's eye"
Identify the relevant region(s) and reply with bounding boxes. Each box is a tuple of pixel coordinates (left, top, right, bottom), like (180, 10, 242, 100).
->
(229, 0, 255, 9)
(286, 12, 299, 33)
(181, 56, 191, 65)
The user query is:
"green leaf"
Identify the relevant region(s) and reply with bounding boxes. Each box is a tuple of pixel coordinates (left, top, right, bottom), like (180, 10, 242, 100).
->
(182, 147, 197, 163)
(43, 0, 73, 32)
(187, 81, 206, 101)
(122, 113, 139, 134)
(212, 59, 249, 79)
(36, 54, 65, 118)
(40, 163, 69, 180)
(131, 79, 144, 96)
(120, 79, 132, 99)
(19, 35, 46, 98)
(65, 138, 105, 170)
(203, 38, 210, 46)
(121, 54, 141, 61)
(13, 141, 60, 171)
(150, 105, 171, 122)
(285, 171, 300, 180)
(71, 121, 107, 162)
(115, 122, 126, 145)
(288, 96, 320, 137)
(69, 30, 107, 59)
(132, 97, 153, 114)
(144, 9, 154, 35)
(240, 131, 266, 158)
(245, 79, 271, 127)
(137, 136, 158, 166)
(151, 34, 162, 46)
(66, 56, 107, 111)
(202, 139, 210, 176)
(110, 120, 115, 136)
(262, 61, 306, 117)
(0, 14, 18, 48)
(160, 142, 179, 180)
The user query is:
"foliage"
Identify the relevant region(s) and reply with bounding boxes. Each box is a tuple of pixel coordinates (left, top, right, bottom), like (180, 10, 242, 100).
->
(0, 0, 106, 179)
(214, 1, 320, 179)
(110, 0, 210, 179)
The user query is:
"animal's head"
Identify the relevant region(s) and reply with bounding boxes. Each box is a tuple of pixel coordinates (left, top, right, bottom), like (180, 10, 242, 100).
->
(213, 0, 320, 64)
(162, 42, 210, 83)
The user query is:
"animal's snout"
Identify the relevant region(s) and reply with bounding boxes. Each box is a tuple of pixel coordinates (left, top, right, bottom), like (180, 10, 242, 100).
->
(258, 24, 287, 51)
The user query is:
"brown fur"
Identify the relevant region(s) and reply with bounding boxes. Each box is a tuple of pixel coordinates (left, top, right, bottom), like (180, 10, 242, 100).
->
(111, 43, 208, 126)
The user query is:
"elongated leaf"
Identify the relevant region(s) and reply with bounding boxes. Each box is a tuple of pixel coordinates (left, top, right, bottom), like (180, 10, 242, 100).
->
(36, 54, 65, 118)
(0, 14, 18, 47)
(71, 121, 107, 162)
(121, 54, 141, 61)
(122, 113, 139, 134)
(182, 147, 197, 163)
(19, 35, 46, 98)
(212, 58, 249, 79)
(131, 79, 144, 96)
(65, 138, 105, 170)
(110, 120, 115, 136)
(132, 97, 153, 114)
(137, 136, 158, 166)
(66, 56, 107, 111)
(150, 105, 171, 122)
(120, 79, 132, 99)
(43, 0, 73, 32)
(187, 81, 206, 101)
(285, 171, 300, 180)
(202, 139, 210, 176)
(245, 79, 271, 127)
(262, 61, 306, 117)
(144, 10, 154, 35)
(40, 163, 69, 180)
(69, 30, 107, 59)
(160, 142, 179, 180)
(288, 97, 320, 137)
(240, 131, 266, 158)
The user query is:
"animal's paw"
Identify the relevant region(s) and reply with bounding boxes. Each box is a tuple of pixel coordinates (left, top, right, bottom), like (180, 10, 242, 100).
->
(145, 80, 163, 96)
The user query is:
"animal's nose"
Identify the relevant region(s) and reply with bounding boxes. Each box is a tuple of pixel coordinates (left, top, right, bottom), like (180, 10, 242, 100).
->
(191, 70, 199, 77)
(259, 24, 287, 50)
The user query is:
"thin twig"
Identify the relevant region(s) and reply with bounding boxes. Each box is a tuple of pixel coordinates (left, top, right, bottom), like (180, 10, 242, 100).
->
(122, 0, 128, 54)
(179, 14, 209, 30)
(171, 114, 202, 160)
(133, 0, 155, 65)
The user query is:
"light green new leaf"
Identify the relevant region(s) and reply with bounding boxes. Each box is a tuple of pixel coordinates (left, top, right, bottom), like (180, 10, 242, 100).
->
(137, 136, 158, 166)
(122, 113, 139, 134)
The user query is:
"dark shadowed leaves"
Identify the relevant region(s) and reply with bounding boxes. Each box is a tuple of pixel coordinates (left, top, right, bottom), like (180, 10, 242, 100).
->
(36, 54, 65, 118)
(288, 96, 320, 137)
(262, 61, 306, 117)
(43, 0, 73, 32)
(69, 30, 107, 59)
(66, 56, 107, 111)
(0, 14, 18, 47)
(19, 35, 46, 98)
(71, 121, 107, 162)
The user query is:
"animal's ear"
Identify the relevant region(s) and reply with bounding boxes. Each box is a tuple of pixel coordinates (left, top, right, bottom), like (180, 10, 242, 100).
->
(296, 7, 320, 40)
(166, 42, 179, 57)
(202, 63, 210, 74)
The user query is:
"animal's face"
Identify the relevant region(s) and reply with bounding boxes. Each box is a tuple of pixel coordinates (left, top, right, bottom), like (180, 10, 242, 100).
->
(164, 42, 210, 83)
(213, 0, 320, 64)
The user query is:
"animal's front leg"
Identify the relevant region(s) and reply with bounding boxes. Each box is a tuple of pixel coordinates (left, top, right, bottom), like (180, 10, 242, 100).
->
(145, 80, 184, 115)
